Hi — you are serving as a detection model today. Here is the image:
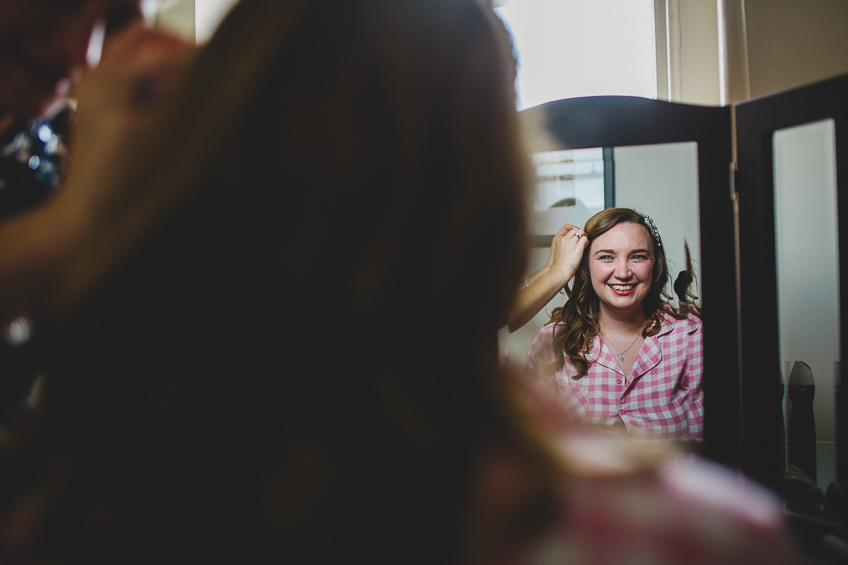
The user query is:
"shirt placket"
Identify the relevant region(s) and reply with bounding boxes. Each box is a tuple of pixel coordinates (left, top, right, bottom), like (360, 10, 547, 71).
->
(593, 338, 630, 426)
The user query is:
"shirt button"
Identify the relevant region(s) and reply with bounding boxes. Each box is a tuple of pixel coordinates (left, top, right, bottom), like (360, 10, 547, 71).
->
(617, 379, 623, 384)
(620, 409, 627, 415)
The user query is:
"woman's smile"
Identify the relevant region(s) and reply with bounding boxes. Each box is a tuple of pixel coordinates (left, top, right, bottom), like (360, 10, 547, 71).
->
(609, 284, 636, 293)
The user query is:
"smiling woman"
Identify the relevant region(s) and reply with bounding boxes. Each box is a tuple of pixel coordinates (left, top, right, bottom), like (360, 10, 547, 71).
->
(525, 207, 703, 440)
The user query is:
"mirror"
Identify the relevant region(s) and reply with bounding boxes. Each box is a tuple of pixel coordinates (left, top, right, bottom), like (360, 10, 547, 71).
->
(516, 95, 737, 464)
(503, 140, 703, 441)
(773, 119, 840, 499)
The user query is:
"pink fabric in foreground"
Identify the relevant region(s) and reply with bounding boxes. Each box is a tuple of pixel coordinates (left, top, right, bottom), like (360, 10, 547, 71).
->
(492, 433, 808, 565)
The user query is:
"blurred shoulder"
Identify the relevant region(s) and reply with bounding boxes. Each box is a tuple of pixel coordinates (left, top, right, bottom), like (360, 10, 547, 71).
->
(511, 433, 808, 565)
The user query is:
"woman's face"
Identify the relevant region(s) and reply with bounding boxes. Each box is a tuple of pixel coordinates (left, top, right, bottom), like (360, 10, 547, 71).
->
(587, 222, 655, 319)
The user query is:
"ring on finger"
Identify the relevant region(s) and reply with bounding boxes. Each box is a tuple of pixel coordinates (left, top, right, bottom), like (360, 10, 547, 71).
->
(573, 232, 581, 239)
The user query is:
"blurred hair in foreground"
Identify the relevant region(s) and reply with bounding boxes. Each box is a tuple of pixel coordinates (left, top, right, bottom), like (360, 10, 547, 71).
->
(0, 0, 557, 563)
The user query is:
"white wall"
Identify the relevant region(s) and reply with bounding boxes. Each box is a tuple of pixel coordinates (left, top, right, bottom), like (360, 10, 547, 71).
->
(745, 0, 848, 98)
(656, 0, 721, 105)
(662, 1, 848, 105)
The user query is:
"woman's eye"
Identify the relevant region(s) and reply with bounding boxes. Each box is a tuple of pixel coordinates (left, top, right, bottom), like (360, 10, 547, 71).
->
(631, 254, 648, 261)
(598, 254, 614, 261)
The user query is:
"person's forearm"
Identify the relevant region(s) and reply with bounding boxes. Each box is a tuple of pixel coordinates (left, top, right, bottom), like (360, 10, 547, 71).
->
(508, 268, 570, 333)
(0, 201, 79, 327)
(521, 265, 549, 290)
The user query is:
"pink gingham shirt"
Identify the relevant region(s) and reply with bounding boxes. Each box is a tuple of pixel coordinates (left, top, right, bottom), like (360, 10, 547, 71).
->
(525, 312, 703, 440)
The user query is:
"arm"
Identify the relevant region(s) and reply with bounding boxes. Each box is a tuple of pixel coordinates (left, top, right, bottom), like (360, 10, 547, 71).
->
(508, 224, 587, 333)
(0, 201, 82, 326)
(0, 27, 194, 328)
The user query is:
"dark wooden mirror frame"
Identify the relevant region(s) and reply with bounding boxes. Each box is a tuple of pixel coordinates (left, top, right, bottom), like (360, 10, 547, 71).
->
(520, 96, 738, 469)
(736, 73, 848, 498)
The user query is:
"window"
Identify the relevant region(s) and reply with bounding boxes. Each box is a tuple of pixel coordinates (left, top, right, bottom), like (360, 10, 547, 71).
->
(494, 0, 656, 109)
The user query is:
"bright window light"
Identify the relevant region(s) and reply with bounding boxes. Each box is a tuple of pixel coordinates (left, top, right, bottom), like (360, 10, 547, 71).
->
(495, 0, 657, 110)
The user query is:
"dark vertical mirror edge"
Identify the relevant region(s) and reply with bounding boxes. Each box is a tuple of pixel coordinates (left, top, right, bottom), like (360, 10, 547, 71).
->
(736, 73, 848, 508)
(520, 96, 738, 469)
(603, 147, 615, 208)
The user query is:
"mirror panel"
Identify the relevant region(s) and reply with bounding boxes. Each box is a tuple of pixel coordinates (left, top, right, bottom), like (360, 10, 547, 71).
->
(774, 119, 840, 492)
(519, 95, 736, 465)
(735, 73, 848, 495)
(503, 141, 703, 444)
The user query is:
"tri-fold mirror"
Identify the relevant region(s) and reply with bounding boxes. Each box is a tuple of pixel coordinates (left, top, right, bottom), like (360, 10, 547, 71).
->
(519, 72, 848, 531)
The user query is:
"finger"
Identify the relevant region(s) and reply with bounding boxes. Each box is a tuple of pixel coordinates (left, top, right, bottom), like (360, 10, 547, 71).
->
(567, 229, 584, 243)
(549, 233, 563, 256)
(556, 223, 579, 236)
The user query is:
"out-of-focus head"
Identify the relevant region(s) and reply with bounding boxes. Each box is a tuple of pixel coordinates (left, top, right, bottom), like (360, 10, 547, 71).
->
(10, 0, 547, 563)
(0, 0, 143, 120)
(568, 208, 670, 318)
(57, 0, 529, 355)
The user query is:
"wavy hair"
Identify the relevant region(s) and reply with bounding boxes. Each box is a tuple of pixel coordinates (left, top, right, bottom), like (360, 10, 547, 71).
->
(0, 0, 560, 564)
(548, 208, 693, 379)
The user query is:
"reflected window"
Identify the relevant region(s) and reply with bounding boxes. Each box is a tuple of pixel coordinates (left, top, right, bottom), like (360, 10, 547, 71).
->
(531, 148, 605, 238)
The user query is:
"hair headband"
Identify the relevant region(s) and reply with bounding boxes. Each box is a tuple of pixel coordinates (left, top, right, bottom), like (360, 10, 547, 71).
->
(637, 212, 662, 248)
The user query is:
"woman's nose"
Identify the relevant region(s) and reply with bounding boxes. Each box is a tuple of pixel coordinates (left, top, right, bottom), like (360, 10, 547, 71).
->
(614, 259, 631, 279)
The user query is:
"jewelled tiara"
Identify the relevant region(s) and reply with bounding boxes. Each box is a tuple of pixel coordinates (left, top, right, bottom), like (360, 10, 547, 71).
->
(637, 212, 662, 248)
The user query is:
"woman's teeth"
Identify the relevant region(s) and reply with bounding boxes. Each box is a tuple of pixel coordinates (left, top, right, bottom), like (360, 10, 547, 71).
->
(610, 284, 635, 290)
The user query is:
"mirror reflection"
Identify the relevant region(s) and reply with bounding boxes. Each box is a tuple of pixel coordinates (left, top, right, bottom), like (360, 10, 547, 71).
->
(773, 119, 840, 504)
(504, 141, 702, 441)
